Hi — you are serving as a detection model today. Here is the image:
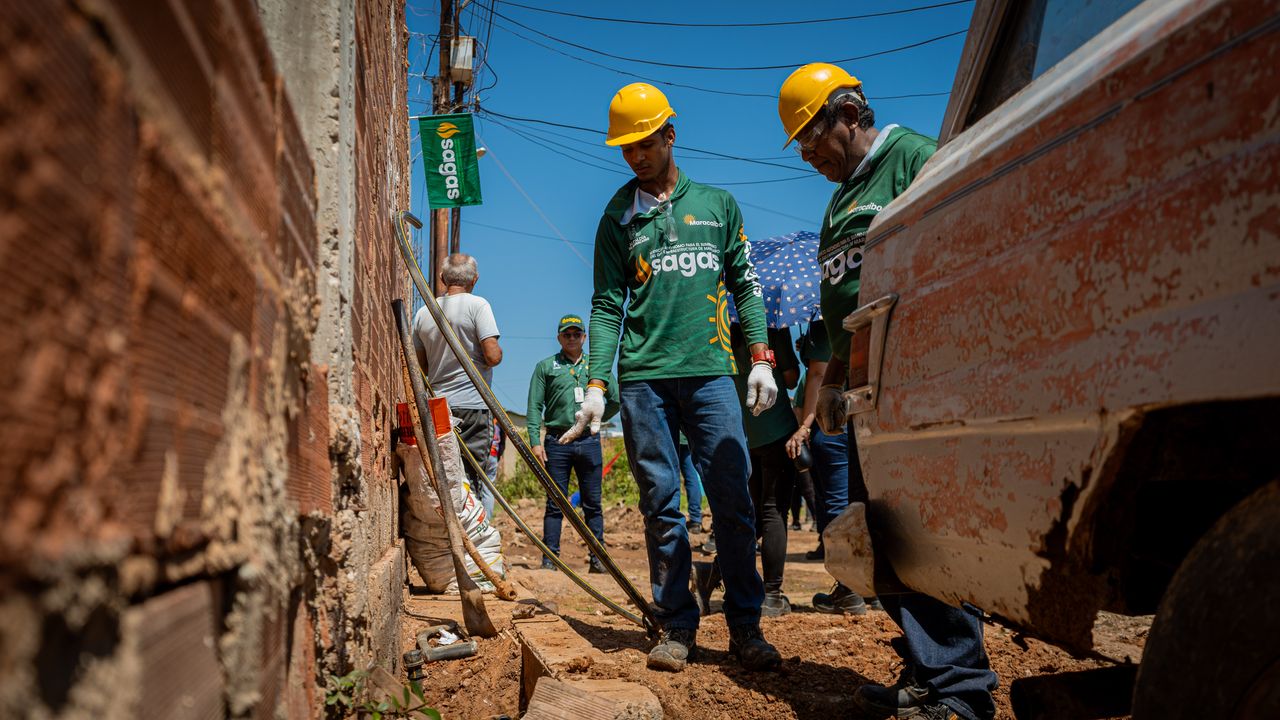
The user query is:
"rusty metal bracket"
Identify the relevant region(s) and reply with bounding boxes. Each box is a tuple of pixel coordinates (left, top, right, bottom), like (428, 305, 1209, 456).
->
(841, 293, 898, 417)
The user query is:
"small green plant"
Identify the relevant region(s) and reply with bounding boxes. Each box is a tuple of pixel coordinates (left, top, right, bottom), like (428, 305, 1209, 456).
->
(325, 670, 441, 720)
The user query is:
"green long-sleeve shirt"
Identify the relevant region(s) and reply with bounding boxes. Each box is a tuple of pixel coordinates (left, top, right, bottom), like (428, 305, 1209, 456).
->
(819, 125, 935, 362)
(526, 351, 620, 445)
(588, 170, 769, 383)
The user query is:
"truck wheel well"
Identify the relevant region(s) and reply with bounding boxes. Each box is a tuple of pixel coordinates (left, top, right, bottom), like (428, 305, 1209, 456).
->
(1095, 398, 1280, 615)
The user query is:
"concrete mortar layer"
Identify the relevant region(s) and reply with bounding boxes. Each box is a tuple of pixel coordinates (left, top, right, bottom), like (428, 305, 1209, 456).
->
(0, 0, 409, 717)
(261, 0, 411, 692)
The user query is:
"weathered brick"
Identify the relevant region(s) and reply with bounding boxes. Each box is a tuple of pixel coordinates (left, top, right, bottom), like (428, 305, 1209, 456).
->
(122, 581, 226, 719)
(104, 0, 215, 155)
(287, 363, 333, 515)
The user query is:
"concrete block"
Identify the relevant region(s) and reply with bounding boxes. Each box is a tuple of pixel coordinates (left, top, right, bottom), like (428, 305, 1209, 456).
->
(524, 677, 663, 720)
(368, 540, 406, 670)
(513, 613, 613, 706)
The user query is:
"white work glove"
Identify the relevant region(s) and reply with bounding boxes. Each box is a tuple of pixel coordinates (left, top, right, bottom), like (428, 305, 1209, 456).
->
(815, 384, 849, 435)
(560, 385, 605, 443)
(745, 362, 778, 416)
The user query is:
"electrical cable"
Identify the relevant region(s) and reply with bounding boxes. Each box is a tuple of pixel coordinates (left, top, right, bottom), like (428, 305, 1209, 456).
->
(480, 107, 810, 172)
(488, 118, 631, 177)
(478, 1, 967, 72)
(477, 138, 593, 268)
(417, 20, 953, 102)
(463, 219, 594, 247)
(497, 0, 974, 27)
(739, 200, 819, 226)
(489, 115, 813, 186)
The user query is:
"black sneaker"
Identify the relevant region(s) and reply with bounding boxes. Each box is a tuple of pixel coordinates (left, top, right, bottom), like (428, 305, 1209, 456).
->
(728, 625, 782, 671)
(540, 557, 556, 571)
(812, 583, 868, 615)
(761, 591, 792, 617)
(687, 521, 704, 535)
(790, 521, 802, 531)
(805, 543, 825, 560)
(853, 679, 933, 718)
(647, 627, 697, 672)
(587, 557, 606, 574)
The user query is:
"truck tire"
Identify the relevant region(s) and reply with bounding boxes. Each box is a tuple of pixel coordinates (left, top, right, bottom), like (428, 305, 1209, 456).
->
(1132, 480, 1280, 719)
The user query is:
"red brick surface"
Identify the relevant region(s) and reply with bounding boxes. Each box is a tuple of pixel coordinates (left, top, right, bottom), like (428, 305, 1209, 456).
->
(0, 0, 408, 715)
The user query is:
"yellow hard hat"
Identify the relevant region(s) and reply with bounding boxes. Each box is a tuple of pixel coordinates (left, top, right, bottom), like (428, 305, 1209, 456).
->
(777, 63, 862, 148)
(605, 83, 676, 146)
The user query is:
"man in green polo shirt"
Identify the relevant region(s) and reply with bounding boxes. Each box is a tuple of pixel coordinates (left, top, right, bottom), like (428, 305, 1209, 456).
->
(560, 82, 782, 673)
(778, 63, 998, 720)
(527, 313, 619, 574)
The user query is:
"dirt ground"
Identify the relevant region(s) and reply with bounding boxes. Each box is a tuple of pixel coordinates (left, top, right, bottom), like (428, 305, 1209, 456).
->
(403, 500, 1150, 719)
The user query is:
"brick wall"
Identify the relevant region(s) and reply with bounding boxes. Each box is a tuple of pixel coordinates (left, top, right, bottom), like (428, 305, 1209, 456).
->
(0, 0, 409, 717)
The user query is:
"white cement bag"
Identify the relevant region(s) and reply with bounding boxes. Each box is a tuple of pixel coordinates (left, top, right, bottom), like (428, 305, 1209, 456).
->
(397, 418, 505, 594)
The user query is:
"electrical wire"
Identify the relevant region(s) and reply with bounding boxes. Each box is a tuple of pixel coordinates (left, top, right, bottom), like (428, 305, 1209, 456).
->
(477, 138, 593, 268)
(488, 118, 631, 177)
(479, 2, 967, 72)
(412, 25, 949, 102)
(464, 219, 594, 247)
(739, 200, 819, 226)
(480, 107, 810, 172)
(497, 0, 974, 27)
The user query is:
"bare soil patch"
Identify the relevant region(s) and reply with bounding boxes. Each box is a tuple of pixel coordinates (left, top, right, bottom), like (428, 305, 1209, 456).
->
(405, 500, 1147, 718)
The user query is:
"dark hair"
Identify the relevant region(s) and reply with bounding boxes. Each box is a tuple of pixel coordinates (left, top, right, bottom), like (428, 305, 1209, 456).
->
(817, 86, 875, 131)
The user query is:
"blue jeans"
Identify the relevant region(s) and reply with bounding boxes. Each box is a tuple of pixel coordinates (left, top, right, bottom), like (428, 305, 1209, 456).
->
(880, 596, 998, 720)
(541, 431, 604, 558)
(810, 427, 849, 534)
(678, 444, 703, 525)
(621, 376, 763, 631)
(848, 430, 997, 719)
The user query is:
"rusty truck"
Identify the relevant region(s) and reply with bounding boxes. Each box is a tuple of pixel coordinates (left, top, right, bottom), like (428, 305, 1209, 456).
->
(825, 0, 1280, 715)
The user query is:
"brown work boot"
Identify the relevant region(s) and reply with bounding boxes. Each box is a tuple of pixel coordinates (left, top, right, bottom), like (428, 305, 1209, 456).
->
(647, 627, 696, 672)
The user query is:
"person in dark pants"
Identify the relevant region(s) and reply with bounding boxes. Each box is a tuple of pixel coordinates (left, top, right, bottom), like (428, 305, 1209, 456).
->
(787, 373, 819, 531)
(730, 324, 801, 616)
(677, 433, 705, 533)
(527, 314, 620, 573)
(779, 64, 998, 720)
(788, 323, 853, 566)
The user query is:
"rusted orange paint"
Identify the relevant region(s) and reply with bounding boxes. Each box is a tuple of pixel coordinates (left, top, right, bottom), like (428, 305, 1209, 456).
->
(850, 0, 1280, 650)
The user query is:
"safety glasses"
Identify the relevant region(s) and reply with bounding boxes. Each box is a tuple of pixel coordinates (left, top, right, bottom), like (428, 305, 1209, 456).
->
(793, 113, 830, 156)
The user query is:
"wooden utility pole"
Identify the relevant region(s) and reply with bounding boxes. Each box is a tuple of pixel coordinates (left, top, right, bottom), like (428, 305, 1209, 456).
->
(449, 80, 464, 255)
(431, 0, 455, 296)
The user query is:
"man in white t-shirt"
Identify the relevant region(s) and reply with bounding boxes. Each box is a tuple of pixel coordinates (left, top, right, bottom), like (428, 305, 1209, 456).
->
(413, 253, 503, 517)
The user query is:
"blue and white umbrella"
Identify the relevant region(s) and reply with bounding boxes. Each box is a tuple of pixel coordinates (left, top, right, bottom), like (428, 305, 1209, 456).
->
(728, 230, 822, 329)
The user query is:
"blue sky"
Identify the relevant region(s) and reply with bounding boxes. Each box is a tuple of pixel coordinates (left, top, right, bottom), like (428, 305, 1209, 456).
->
(404, 0, 975, 414)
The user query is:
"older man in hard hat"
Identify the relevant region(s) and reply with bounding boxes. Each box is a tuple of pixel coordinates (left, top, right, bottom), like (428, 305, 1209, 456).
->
(778, 64, 999, 720)
(561, 83, 782, 673)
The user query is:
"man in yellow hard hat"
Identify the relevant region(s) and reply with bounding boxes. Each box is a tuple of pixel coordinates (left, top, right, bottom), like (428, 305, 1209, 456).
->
(778, 63, 999, 720)
(560, 82, 782, 673)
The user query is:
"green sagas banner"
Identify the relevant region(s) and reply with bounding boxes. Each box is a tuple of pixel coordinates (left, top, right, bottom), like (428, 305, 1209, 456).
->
(418, 113, 483, 209)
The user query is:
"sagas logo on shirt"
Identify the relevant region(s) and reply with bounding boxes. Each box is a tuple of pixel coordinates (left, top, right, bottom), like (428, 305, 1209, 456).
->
(820, 233, 866, 285)
(683, 214, 723, 228)
(648, 248, 721, 278)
